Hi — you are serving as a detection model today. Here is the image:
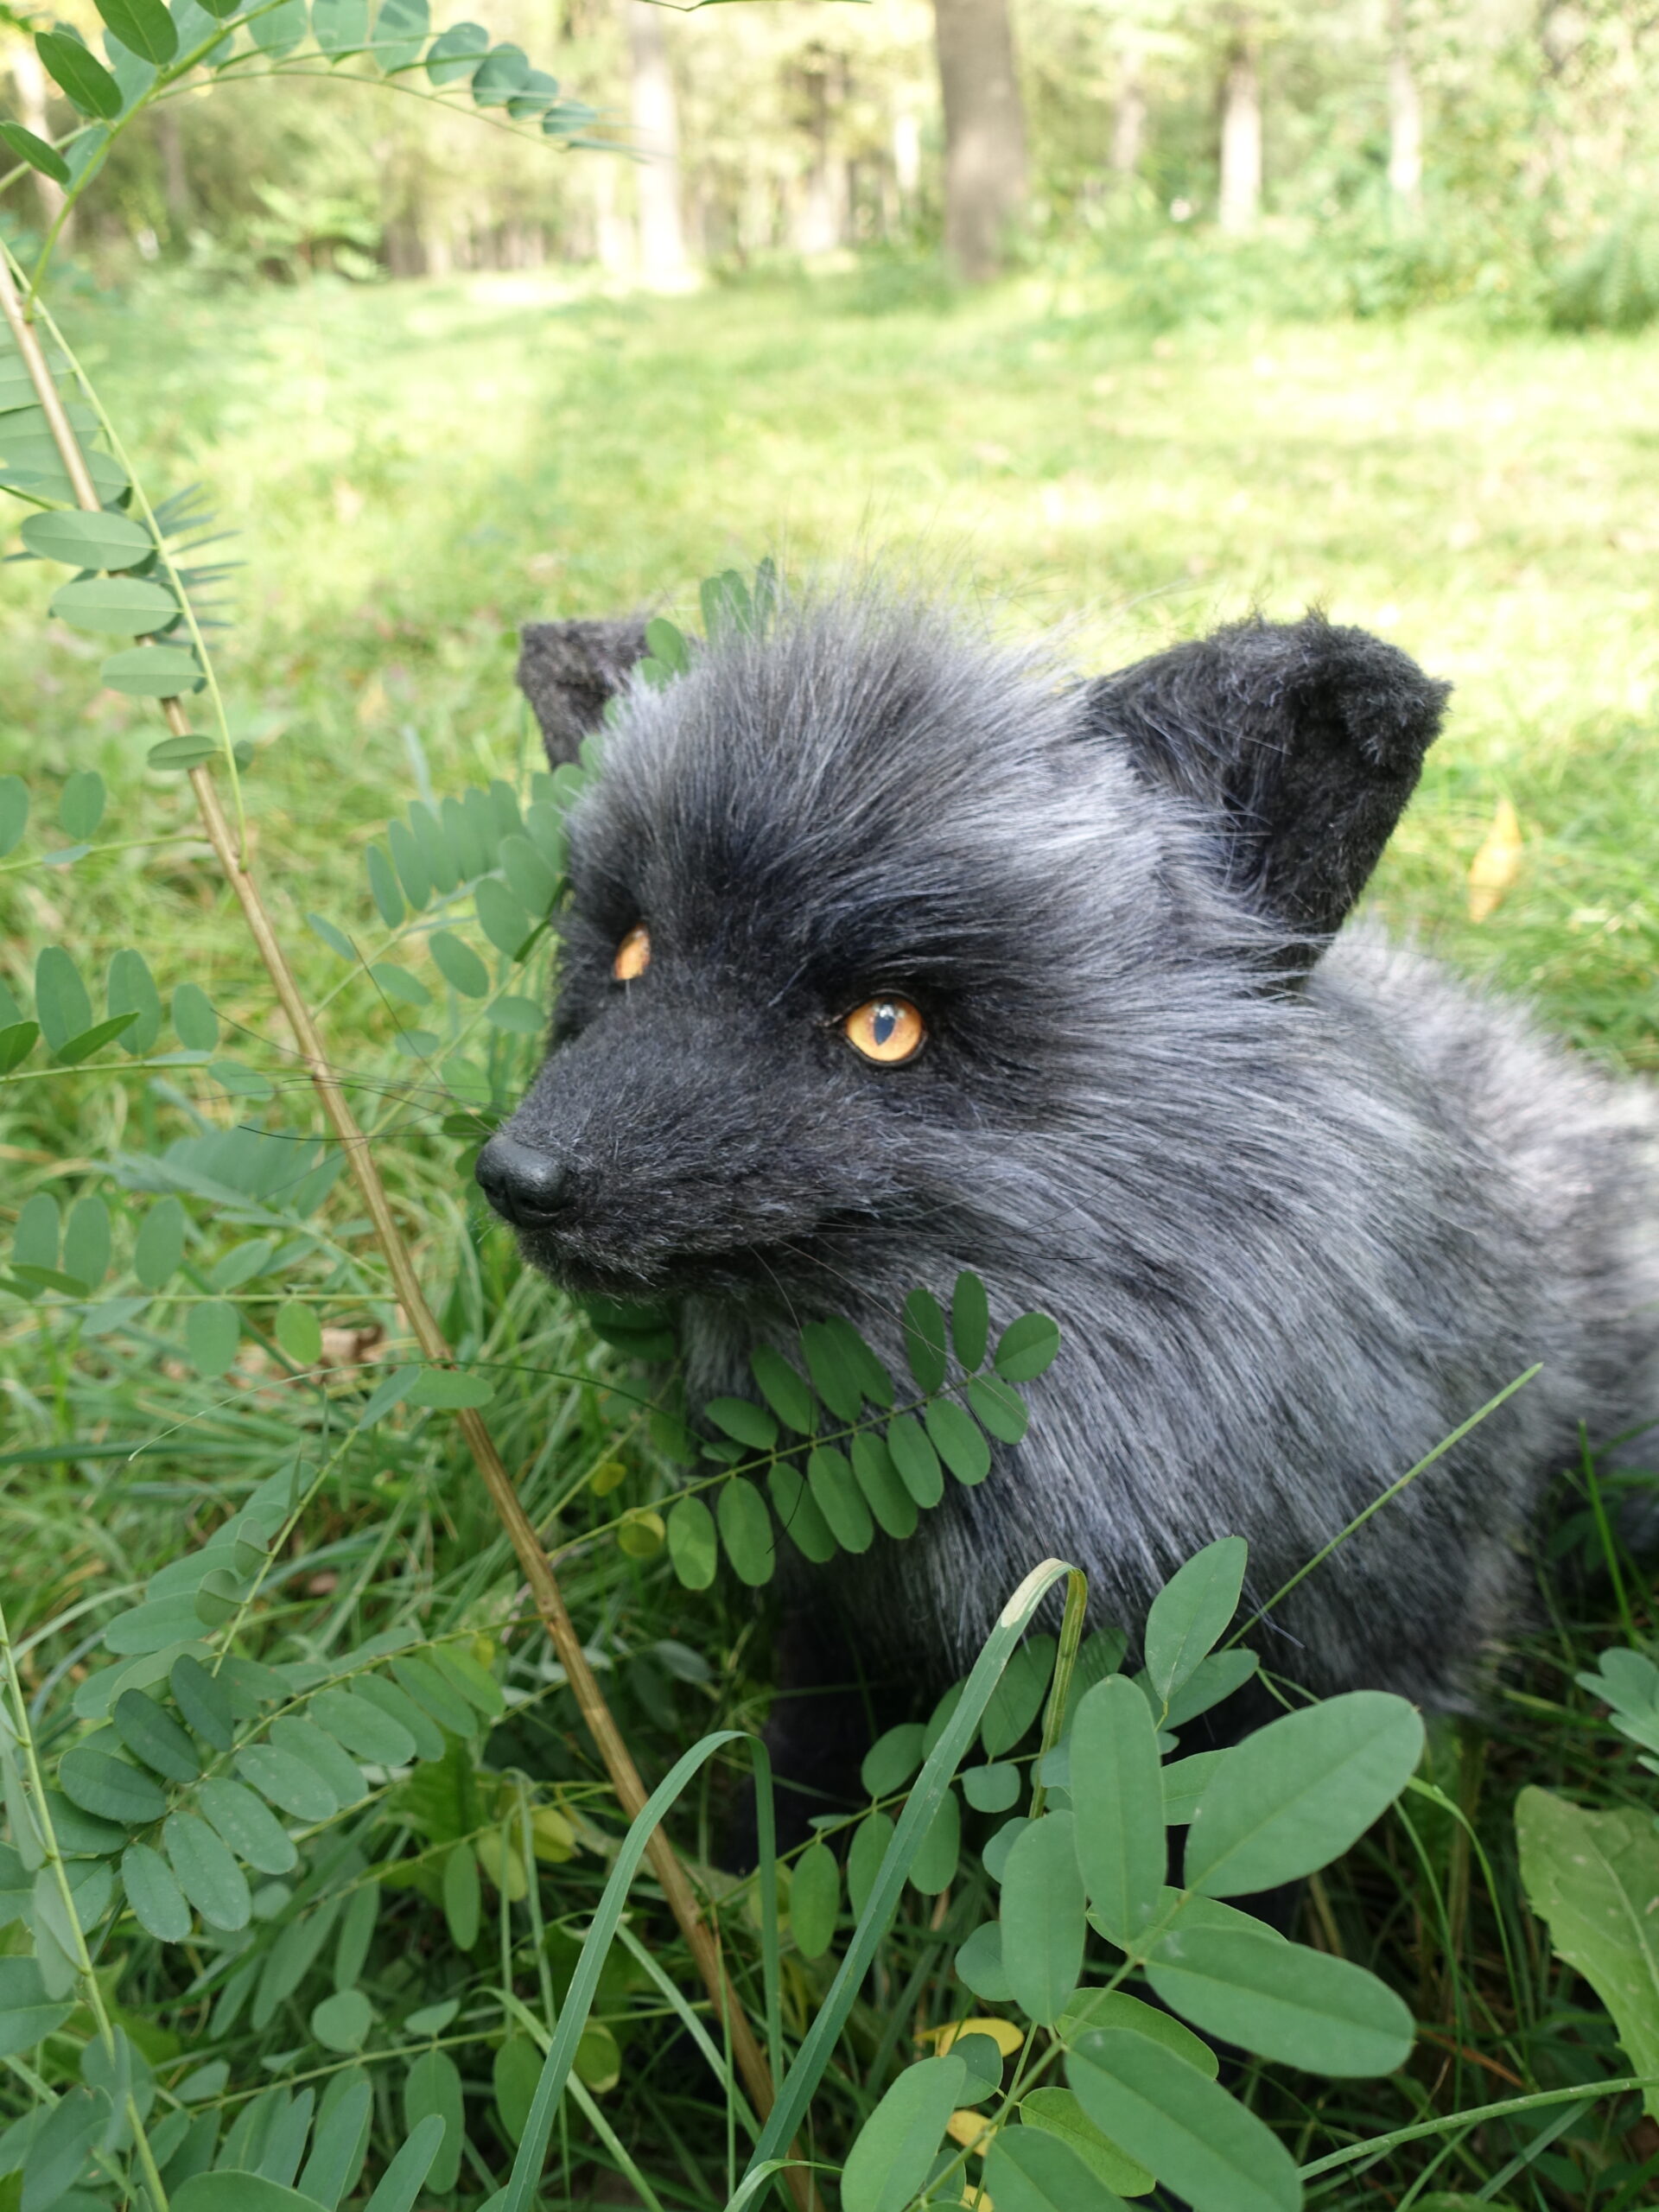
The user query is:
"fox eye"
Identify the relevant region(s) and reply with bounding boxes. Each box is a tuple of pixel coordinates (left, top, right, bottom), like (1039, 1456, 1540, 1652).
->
(842, 996, 925, 1065)
(612, 925, 651, 982)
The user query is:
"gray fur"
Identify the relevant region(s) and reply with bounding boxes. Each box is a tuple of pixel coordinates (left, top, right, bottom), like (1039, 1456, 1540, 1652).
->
(485, 588, 1659, 1710)
(518, 617, 650, 766)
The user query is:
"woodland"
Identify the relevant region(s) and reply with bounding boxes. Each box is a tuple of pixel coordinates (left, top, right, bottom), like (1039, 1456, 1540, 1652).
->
(0, 3, 1658, 2211)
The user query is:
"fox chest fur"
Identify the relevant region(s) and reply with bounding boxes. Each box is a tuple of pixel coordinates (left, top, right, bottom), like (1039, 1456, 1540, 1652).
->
(480, 592, 1659, 1714)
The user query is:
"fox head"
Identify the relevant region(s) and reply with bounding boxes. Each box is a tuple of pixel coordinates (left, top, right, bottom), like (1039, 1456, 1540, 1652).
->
(478, 588, 1449, 1310)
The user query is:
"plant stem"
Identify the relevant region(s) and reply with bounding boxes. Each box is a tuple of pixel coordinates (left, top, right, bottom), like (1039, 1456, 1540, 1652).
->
(1297, 2074, 1658, 2178)
(0, 248, 810, 2212)
(0, 1597, 171, 2210)
(1028, 1565, 1086, 1821)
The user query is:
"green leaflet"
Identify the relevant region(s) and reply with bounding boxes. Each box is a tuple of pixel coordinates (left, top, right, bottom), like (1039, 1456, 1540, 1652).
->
(982, 1636, 1056, 1758)
(198, 1777, 297, 1877)
(58, 1743, 166, 1827)
(950, 1267, 991, 1368)
(806, 1445, 873, 1551)
(1068, 2027, 1300, 2212)
(790, 1842, 840, 1961)
(907, 1783, 961, 1894)
(112, 1688, 200, 1782)
(311, 1987, 373, 2052)
(22, 507, 151, 569)
(403, 2050, 464, 2193)
(96, 0, 179, 65)
(36, 29, 124, 118)
(1070, 1675, 1165, 1950)
(666, 1494, 718, 1588)
(995, 1311, 1063, 1382)
(0, 121, 69, 186)
(840, 2053, 968, 2212)
(35, 944, 92, 1052)
(861, 1724, 925, 1799)
(901, 1284, 949, 1391)
(51, 575, 176, 634)
(1516, 1784, 1659, 2118)
(717, 1475, 775, 1585)
(101, 643, 201, 696)
(1143, 1537, 1248, 1707)
(1001, 1811, 1087, 2024)
(1145, 1923, 1413, 2076)
(1020, 2085, 1153, 2197)
(58, 768, 105, 840)
(986, 2124, 1133, 2212)
(1185, 1692, 1425, 1897)
(164, 1809, 252, 1931)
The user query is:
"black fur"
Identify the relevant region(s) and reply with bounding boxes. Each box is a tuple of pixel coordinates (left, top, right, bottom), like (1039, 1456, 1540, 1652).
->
(486, 588, 1659, 1723)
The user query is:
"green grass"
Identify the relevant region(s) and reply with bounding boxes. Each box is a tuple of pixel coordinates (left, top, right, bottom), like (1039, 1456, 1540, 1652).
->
(10, 265, 1658, 1065)
(3, 264, 1659, 2209)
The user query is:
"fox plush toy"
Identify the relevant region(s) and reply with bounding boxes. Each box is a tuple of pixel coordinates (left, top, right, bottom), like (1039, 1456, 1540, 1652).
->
(479, 588, 1659, 1732)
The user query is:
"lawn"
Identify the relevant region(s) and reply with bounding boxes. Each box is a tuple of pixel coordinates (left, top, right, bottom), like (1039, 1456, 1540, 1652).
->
(3, 265, 1658, 2208)
(11, 266, 1659, 1063)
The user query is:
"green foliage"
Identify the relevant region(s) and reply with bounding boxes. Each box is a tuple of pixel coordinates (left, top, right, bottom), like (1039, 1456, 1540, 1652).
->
(2, 53, 1658, 2208)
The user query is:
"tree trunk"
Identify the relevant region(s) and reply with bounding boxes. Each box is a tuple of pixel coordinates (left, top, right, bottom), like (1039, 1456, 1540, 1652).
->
(156, 109, 189, 232)
(1111, 47, 1146, 176)
(1217, 29, 1262, 234)
(1386, 0, 1422, 211)
(628, 1, 686, 280)
(932, 0, 1028, 281)
(10, 46, 70, 243)
(791, 48, 848, 256)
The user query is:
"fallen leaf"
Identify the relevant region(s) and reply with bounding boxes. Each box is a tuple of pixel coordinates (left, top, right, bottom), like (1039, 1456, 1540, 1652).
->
(1467, 796, 1523, 922)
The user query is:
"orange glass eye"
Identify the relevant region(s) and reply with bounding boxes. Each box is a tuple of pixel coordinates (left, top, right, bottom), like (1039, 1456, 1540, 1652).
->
(842, 996, 925, 1065)
(613, 925, 651, 982)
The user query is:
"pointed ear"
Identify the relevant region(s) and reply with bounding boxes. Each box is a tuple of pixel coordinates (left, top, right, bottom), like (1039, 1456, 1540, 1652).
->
(517, 617, 650, 766)
(1085, 613, 1450, 962)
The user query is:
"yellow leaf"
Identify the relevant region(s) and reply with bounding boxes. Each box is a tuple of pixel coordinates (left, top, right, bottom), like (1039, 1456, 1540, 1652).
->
(1467, 796, 1523, 923)
(590, 1459, 628, 1497)
(945, 2109, 996, 2155)
(927, 2017, 1026, 2058)
(616, 1508, 665, 1559)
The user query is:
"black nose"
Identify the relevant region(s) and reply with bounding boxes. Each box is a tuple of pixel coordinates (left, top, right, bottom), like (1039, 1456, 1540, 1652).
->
(475, 1135, 569, 1228)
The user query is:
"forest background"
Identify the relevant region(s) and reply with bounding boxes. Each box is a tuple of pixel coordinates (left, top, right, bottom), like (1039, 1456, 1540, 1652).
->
(3, 1, 1659, 2209)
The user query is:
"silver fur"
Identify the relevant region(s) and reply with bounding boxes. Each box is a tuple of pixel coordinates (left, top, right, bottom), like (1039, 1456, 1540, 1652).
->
(484, 589, 1659, 1710)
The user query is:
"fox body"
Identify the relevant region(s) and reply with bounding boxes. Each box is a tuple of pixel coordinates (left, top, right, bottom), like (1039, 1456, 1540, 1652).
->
(483, 594, 1659, 1715)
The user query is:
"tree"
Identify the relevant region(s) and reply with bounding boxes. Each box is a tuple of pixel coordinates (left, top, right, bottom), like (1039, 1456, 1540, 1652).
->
(1217, 12, 1262, 233)
(630, 0, 688, 279)
(1387, 0, 1422, 210)
(932, 0, 1029, 279)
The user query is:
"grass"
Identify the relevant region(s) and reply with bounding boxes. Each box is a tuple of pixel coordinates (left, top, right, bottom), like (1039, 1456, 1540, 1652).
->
(2, 261, 1658, 2209)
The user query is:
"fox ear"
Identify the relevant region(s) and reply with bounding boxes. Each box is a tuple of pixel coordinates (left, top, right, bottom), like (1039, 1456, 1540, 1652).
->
(517, 618, 649, 766)
(1086, 613, 1450, 963)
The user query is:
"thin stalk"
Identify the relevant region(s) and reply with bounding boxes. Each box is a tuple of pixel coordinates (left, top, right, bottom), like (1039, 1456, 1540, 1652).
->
(1297, 2075, 1657, 2179)
(1227, 1367, 1540, 1648)
(0, 249, 810, 2212)
(0, 1597, 170, 2209)
(1027, 1565, 1086, 1821)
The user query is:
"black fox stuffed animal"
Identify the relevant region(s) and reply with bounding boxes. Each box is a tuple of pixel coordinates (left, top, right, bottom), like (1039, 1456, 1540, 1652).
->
(479, 588, 1659, 1740)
